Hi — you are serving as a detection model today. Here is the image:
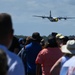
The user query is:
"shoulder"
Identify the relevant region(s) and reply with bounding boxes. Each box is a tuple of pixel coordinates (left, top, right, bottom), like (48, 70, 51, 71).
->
(61, 55, 69, 61)
(25, 43, 32, 49)
(7, 50, 23, 65)
(63, 56, 75, 67)
(37, 48, 48, 55)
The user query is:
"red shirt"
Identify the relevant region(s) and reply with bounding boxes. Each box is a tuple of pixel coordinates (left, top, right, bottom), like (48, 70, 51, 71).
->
(36, 47, 63, 75)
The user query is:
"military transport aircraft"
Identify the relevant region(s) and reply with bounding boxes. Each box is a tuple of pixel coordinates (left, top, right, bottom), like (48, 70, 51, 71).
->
(33, 11, 75, 22)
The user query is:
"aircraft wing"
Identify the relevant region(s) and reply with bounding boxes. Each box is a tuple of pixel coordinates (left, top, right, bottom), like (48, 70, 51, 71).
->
(57, 17, 75, 20)
(33, 15, 48, 19)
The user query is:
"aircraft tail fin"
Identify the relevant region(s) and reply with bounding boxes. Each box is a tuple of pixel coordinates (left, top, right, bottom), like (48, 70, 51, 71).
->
(50, 10, 52, 17)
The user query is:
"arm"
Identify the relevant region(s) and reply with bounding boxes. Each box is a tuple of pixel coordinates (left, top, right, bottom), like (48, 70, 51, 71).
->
(36, 64, 41, 75)
(50, 57, 62, 75)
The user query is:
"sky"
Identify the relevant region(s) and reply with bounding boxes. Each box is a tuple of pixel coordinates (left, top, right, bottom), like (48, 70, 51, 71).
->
(0, 0, 75, 36)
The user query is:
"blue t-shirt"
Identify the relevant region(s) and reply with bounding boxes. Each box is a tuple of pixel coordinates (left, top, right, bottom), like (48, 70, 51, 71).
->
(25, 42, 42, 74)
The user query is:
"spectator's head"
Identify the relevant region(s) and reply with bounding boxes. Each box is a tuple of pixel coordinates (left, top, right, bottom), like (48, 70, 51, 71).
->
(9, 36, 21, 54)
(56, 33, 62, 39)
(31, 32, 42, 42)
(51, 32, 58, 37)
(61, 40, 75, 54)
(25, 36, 32, 45)
(0, 49, 8, 75)
(59, 36, 69, 45)
(19, 38, 24, 44)
(55, 33, 64, 47)
(48, 36, 58, 47)
(0, 13, 14, 48)
(40, 38, 45, 49)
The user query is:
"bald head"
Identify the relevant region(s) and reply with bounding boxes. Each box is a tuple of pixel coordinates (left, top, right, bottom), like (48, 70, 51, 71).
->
(0, 13, 14, 48)
(0, 13, 14, 37)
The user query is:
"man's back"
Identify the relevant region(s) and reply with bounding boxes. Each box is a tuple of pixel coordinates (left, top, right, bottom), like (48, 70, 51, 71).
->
(0, 45, 25, 75)
(25, 42, 42, 74)
(60, 56, 75, 75)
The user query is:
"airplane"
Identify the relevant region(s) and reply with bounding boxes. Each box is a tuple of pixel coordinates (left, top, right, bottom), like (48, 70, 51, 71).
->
(33, 11, 75, 22)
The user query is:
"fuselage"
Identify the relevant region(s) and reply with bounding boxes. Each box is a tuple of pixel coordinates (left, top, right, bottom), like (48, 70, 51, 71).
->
(48, 17, 58, 22)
